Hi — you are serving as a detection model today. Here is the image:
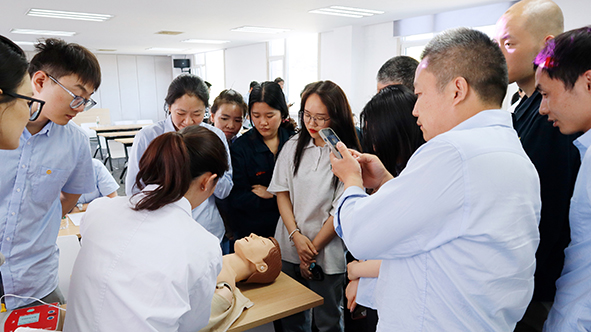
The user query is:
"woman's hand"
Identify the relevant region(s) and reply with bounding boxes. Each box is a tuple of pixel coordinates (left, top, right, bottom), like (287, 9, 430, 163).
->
(347, 260, 362, 281)
(299, 262, 313, 280)
(346, 279, 360, 311)
(251, 185, 273, 199)
(293, 232, 318, 264)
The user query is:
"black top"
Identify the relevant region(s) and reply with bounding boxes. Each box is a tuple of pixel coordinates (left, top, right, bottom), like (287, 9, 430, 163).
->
(226, 127, 294, 238)
(513, 90, 581, 301)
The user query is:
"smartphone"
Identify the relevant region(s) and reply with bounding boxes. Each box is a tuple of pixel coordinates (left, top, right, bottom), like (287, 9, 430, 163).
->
(319, 128, 342, 159)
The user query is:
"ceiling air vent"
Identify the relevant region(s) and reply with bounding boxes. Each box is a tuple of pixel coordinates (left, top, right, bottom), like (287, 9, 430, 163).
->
(155, 31, 183, 35)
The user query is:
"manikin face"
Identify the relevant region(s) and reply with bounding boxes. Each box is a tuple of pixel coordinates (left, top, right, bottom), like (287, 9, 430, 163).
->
(169, 94, 206, 131)
(495, 14, 544, 85)
(32, 72, 94, 126)
(234, 234, 276, 264)
(212, 102, 243, 141)
(303, 93, 331, 145)
(536, 68, 591, 135)
(250, 102, 282, 140)
(412, 60, 455, 141)
(0, 74, 33, 149)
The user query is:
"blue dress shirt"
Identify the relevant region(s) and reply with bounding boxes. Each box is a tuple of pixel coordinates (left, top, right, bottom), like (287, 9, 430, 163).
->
(544, 129, 591, 331)
(125, 117, 233, 241)
(335, 110, 541, 331)
(78, 158, 120, 204)
(0, 121, 94, 309)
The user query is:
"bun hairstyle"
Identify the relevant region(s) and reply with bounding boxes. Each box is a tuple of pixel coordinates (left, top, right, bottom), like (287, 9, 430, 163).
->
(133, 126, 228, 211)
(248, 81, 295, 132)
(164, 74, 209, 115)
(0, 35, 28, 105)
(244, 237, 282, 284)
(211, 89, 248, 118)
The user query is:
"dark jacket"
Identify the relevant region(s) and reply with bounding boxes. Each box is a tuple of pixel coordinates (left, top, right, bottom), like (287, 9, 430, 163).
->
(226, 127, 294, 238)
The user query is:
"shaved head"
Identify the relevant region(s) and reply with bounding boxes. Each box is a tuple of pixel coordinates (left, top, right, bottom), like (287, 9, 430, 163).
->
(505, 0, 564, 40)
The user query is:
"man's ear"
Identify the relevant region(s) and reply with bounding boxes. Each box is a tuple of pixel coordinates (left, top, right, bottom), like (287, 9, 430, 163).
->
(31, 71, 48, 95)
(583, 70, 591, 93)
(543, 35, 555, 44)
(451, 77, 469, 106)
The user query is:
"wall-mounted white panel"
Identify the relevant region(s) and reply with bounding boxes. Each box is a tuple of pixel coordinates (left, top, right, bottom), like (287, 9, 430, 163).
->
(116, 55, 141, 122)
(225, 43, 267, 98)
(136, 56, 159, 121)
(95, 54, 122, 124)
(154, 56, 173, 121)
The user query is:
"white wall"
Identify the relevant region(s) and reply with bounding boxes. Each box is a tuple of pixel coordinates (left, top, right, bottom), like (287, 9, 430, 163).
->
(224, 43, 268, 98)
(555, 0, 591, 31)
(93, 54, 172, 124)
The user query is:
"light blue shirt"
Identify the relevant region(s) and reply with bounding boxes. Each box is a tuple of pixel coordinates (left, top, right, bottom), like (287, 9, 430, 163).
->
(335, 110, 541, 331)
(125, 117, 233, 241)
(78, 159, 120, 204)
(0, 121, 94, 309)
(544, 130, 591, 331)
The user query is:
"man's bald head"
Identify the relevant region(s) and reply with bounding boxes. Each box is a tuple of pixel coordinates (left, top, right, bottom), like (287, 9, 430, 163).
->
(495, 0, 564, 93)
(505, 0, 564, 40)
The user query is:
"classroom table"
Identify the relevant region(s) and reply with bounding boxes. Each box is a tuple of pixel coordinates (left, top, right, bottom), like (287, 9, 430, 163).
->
(90, 124, 147, 133)
(59, 213, 81, 238)
(114, 137, 135, 181)
(97, 131, 140, 171)
(228, 272, 324, 331)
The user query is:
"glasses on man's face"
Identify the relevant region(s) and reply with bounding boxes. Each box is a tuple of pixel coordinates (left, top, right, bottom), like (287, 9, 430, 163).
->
(3, 91, 46, 121)
(47, 75, 96, 111)
(302, 111, 330, 126)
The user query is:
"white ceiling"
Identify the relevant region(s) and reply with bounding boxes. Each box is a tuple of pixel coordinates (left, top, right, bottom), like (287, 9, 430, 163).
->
(4, 0, 506, 55)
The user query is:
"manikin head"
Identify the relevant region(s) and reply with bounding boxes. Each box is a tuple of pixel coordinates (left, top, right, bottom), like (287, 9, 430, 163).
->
(234, 234, 281, 284)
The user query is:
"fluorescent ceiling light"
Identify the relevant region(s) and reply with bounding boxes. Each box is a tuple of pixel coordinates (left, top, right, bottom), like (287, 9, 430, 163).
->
(231, 26, 290, 34)
(14, 41, 36, 46)
(181, 39, 229, 44)
(27, 9, 113, 22)
(146, 47, 188, 52)
(310, 6, 384, 18)
(10, 28, 76, 37)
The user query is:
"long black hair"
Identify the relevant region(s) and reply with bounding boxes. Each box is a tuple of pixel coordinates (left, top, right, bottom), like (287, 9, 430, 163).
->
(248, 81, 295, 132)
(0, 35, 28, 104)
(360, 84, 424, 176)
(295, 81, 361, 179)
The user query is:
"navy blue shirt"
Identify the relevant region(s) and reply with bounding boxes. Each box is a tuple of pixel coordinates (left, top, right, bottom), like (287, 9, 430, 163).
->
(226, 127, 294, 238)
(513, 90, 581, 301)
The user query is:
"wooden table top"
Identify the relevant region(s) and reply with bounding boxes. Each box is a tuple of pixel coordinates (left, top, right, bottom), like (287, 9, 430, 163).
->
(97, 130, 139, 138)
(90, 124, 148, 132)
(114, 137, 135, 145)
(228, 272, 324, 331)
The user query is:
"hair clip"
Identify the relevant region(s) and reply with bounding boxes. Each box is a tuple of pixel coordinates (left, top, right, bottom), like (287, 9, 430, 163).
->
(543, 57, 556, 69)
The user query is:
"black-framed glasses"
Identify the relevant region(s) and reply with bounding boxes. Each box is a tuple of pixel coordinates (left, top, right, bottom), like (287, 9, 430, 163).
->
(302, 111, 330, 126)
(47, 74, 96, 111)
(3, 91, 45, 121)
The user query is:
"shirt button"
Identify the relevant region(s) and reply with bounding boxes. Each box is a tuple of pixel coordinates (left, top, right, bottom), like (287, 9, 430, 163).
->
(6, 238, 10, 241)
(11, 212, 15, 216)
(27, 142, 31, 145)
(21, 165, 26, 168)
(16, 188, 21, 192)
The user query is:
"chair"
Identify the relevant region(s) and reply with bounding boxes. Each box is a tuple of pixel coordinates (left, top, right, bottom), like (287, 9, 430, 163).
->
(56, 235, 81, 301)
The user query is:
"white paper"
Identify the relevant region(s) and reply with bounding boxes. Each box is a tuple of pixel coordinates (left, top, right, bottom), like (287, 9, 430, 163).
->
(67, 212, 85, 226)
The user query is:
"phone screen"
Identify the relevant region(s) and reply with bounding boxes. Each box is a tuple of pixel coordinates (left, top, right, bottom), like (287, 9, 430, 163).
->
(319, 128, 342, 159)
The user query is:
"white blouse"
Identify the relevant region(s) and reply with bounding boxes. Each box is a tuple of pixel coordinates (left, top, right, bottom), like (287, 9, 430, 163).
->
(64, 187, 222, 332)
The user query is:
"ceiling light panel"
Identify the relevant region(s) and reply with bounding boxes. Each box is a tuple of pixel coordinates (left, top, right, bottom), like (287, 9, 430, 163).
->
(181, 39, 229, 44)
(146, 47, 188, 52)
(10, 28, 76, 36)
(231, 26, 290, 34)
(309, 6, 384, 18)
(27, 9, 113, 22)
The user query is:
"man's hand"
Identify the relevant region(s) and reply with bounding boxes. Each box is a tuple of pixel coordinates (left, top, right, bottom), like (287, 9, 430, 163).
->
(354, 151, 393, 191)
(329, 142, 363, 190)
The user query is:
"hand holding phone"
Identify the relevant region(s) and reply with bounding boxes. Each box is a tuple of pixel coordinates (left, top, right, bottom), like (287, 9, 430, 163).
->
(319, 128, 342, 159)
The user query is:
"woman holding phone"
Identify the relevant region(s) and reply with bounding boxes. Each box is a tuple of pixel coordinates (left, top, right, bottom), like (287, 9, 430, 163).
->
(0, 35, 44, 150)
(268, 80, 360, 332)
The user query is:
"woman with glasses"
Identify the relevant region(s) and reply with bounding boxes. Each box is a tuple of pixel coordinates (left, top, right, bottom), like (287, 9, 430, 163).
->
(209, 89, 248, 144)
(268, 80, 361, 332)
(0, 35, 44, 149)
(226, 82, 296, 241)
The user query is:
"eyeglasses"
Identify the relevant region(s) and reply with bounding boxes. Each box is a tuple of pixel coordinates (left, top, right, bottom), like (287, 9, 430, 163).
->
(3, 91, 45, 121)
(47, 74, 96, 111)
(302, 111, 330, 126)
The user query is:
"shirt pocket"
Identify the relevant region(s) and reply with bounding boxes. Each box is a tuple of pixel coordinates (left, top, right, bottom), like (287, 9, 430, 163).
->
(32, 166, 69, 204)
